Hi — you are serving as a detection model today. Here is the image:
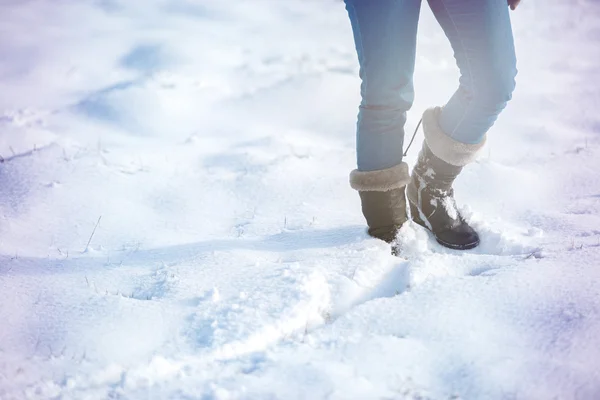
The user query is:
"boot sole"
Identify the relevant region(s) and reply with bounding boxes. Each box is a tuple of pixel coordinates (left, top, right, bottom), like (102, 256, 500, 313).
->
(408, 201, 480, 251)
(434, 235, 479, 251)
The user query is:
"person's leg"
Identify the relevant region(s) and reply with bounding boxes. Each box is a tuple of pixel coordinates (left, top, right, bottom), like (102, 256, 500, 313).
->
(429, 0, 517, 146)
(345, 0, 422, 249)
(407, 0, 517, 250)
(344, 0, 422, 172)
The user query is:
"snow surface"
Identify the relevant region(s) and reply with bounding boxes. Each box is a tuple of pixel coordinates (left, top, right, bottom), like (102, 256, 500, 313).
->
(1, 0, 600, 399)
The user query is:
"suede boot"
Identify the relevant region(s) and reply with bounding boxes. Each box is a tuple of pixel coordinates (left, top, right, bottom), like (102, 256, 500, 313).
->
(350, 163, 411, 246)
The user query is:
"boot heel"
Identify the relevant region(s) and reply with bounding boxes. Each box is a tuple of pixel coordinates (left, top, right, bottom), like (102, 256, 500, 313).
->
(409, 201, 427, 228)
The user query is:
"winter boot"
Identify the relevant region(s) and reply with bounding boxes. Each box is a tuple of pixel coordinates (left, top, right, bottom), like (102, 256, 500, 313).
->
(350, 163, 411, 247)
(407, 107, 486, 250)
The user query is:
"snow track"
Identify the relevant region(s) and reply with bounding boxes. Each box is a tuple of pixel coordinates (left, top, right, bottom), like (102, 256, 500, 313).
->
(1, 0, 600, 399)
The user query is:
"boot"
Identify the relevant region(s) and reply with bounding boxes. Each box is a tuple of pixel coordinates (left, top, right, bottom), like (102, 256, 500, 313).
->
(406, 107, 486, 250)
(350, 163, 411, 247)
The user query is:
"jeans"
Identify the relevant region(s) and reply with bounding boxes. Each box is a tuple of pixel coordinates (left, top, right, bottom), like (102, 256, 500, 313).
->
(345, 0, 517, 171)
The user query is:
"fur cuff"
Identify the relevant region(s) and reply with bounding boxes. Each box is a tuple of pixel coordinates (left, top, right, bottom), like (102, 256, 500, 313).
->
(349, 162, 410, 192)
(422, 107, 486, 167)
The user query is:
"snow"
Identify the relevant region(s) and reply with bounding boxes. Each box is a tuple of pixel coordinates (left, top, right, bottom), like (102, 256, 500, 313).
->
(1, 0, 600, 399)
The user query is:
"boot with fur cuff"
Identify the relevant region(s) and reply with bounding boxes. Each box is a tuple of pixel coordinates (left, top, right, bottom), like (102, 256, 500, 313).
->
(350, 162, 411, 245)
(407, 107, 485, 250)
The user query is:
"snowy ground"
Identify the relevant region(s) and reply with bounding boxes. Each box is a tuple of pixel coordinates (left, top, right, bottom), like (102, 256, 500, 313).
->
(1, 0, 600, 399)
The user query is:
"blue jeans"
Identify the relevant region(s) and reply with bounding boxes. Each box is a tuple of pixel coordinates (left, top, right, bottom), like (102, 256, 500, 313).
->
(345, 0, 517, 171)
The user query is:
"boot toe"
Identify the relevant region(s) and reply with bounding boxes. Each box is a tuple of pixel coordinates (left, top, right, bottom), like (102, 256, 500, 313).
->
(435, 226, 480, 250)
(368, 225, 402, 244)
